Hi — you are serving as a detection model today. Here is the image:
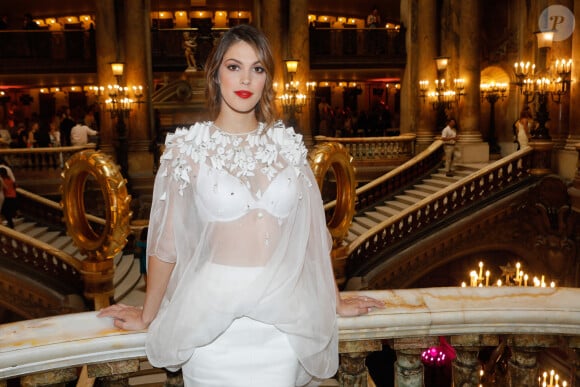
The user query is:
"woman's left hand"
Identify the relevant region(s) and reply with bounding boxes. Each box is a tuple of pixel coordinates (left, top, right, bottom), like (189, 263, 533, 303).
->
(337, 295, 384, 317)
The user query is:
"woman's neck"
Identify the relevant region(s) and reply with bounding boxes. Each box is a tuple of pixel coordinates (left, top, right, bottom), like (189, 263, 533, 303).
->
(214, 114, 259, 135)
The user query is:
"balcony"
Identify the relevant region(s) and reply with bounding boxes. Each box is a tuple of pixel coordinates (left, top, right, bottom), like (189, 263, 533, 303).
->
(1, 287, 578, 386)
(0, 27, 405, 80)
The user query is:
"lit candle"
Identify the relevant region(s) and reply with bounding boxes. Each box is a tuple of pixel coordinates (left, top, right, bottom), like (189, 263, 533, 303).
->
(516, 262, 520, 280)
(479, 261, 483, 279)
(524, 274, 528, 287)
(497, 279, 502, 287)
(485, 270, 490, 286)
(550, 370, 554, 386)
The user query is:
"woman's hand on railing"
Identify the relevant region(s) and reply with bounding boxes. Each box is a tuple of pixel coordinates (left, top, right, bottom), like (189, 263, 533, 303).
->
(337, 294, 385, 317)
(98, 303, 149, 331)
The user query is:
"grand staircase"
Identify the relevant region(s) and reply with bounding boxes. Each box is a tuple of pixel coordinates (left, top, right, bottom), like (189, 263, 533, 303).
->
(345, 164, 480, 244)
(12, 217, 145, 305)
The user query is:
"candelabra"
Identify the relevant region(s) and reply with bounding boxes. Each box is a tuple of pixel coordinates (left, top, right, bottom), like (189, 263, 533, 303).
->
(419, 56, 466, 131)
(513, 31, 572, 140)
(278, 59, 308, 129)
(94, 62, 144, 184)
(480, 81, 508, 154)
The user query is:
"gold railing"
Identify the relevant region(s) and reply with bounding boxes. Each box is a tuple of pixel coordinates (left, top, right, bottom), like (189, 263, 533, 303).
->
(1, 287, 579, 386)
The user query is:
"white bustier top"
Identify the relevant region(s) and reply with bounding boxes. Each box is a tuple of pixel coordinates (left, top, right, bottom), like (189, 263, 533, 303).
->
(196, 163, 298, 222)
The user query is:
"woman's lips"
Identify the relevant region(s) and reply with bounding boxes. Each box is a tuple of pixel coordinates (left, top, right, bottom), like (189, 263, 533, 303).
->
(235, 90, 253, 99)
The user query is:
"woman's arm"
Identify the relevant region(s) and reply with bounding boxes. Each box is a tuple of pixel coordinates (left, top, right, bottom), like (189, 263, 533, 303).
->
(98, 255, 174, 330)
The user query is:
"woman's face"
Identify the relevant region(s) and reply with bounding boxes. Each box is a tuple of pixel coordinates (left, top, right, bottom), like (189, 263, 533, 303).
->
(217, 40, 266, 115)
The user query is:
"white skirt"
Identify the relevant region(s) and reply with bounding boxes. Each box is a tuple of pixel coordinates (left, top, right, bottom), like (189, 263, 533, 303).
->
(181, 264, 299, 387)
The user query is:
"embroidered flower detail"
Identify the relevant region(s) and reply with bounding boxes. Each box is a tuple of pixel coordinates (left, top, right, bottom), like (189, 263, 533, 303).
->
(161, 121, 307, 194)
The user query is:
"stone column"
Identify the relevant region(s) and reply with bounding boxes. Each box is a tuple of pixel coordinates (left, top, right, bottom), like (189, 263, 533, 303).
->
(451, 334, 498, 386)
(403, 0, 438, 151)
(393, 336, 438, 387)
(94, 0, 118, 155)
(338, 340, 382, 386)
(257, 0, 284, 108)
(287, 0, 313, 146)
(456, 0, 488, 163)
(507, 335, 558, 386)
(123, 0, 154, 185)
(558, 0, 580, 180)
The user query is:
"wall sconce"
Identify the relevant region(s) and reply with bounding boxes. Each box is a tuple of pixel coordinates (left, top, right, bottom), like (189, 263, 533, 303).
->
(94, 62, 144, 182)
(513, 29, 571, 140)
(419, 56, 465, 131)
(279, 59, 307, 129)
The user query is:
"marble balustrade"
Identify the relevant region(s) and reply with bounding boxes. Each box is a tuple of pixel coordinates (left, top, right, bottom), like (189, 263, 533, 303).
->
(2, 287, 580, 386)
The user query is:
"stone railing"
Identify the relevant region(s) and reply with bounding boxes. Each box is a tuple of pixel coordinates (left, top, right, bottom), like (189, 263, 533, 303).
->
(314, 134, 417, 183)
(1, 287, 579, 386)
(0, 144, 96, 171)
(314, 134, 415, 167)
(345, 146, 535, 275)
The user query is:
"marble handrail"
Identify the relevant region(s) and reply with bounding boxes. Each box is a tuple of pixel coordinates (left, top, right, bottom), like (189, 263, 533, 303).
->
(2, 287, 580, 380)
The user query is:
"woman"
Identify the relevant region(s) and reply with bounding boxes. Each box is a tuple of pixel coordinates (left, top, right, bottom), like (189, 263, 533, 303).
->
(98, 24, 382, 387)
(514, 108, 533, 149)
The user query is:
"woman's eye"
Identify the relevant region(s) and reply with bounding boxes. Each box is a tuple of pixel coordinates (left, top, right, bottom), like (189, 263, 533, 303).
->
(226, 64, 240, 71)
(253, 66, 265, 73)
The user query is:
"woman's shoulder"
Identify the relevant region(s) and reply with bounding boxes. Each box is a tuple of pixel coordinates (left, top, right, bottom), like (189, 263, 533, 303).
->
(165, 121, 211, 147)
(266, 120, 308, 165)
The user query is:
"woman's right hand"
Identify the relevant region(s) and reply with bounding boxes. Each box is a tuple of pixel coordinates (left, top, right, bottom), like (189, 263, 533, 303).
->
(98, 303, 149, 331)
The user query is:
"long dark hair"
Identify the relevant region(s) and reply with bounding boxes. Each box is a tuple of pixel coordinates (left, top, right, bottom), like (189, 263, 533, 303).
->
(205, 24, 276, 127)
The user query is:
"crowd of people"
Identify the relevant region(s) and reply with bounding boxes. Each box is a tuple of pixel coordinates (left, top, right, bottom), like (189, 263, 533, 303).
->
(317, 98, 399, 138)
(0, 104, 99, 151)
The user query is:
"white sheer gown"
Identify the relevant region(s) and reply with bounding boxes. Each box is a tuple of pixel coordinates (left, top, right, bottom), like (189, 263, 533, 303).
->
(145, 121, 338, 386)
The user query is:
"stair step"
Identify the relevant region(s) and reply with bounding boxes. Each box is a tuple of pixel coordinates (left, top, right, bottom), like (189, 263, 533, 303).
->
(51, 235, 73, 251)
(383, 200, 408, 212)
(414, 184, 440, 194)
(14, 221, 36, 234)
(354, 216, 379, 229)
(114, 258, 142, 302)
(375, 205, 401, 217)
(403, 189, 431, 199)
(37, 230, 62, 245)
(364, 210, 390, 223)
(421, 178, 450, 188)
(24, 226, 49, 240)
(114, 253, 135, 286)
(394, 194, 421, 205)
(348, 222, 368, 237)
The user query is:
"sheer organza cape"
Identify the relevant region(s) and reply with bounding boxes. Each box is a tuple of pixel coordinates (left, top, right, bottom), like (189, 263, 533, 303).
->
(145, 121, 338, 385)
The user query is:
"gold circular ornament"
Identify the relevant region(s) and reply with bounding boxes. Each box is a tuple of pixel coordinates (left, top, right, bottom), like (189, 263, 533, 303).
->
(61, 150, 132, 261)
(309, 142, 356, 244)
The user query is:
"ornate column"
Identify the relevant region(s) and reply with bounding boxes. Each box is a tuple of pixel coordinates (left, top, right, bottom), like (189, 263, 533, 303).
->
(456, 0, 488, 163)
(338, 340, 382, 386)
(403, 0, 437, 151)
(507, 335, 558, 386)
(393, 337, 437, 387)
(451, 334, 498, 386)
(123, 0, 154, 184)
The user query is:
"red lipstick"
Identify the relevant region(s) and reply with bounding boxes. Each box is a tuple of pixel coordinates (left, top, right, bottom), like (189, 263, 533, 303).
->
(235, 90, 253, 99)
